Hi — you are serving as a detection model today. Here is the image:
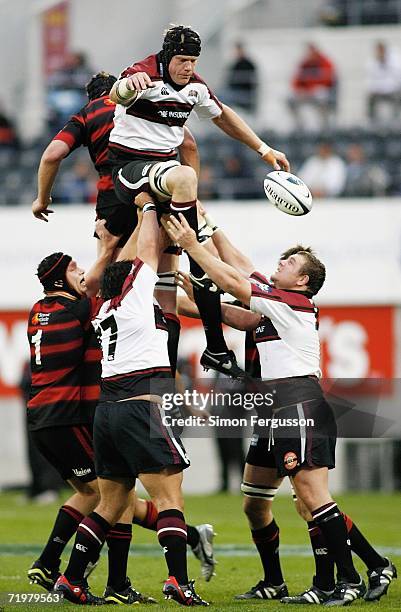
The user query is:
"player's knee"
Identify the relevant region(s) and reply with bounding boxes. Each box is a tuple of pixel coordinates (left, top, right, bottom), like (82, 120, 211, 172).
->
(243, 495, 272, 524)
(168, 165, 197, 193)
(294, 497, 312, 522)
(153, 491, 184, 513)
(75, 481, 100, 507)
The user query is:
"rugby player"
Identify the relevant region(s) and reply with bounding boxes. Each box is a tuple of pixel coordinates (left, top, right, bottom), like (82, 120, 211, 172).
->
(54, 200, 209, 606)
(164, 213, 391, 606)
(177, 259, 397, 604)
(108, 24, 289, 379)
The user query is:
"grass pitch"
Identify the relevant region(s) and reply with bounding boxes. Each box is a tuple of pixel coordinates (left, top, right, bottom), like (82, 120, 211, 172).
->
(0, 492, 400, 610)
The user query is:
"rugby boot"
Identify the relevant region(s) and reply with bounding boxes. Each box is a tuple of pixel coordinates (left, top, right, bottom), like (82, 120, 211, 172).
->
(191, 524, 217, 581)
(200, 348, 246, 379)
(163, 577, 209, 606)
(104, 577, 157, 604)
(235, 579, 288, 600)
(54, 574, 105, 605)
(324, 576, 366, 606)
(364, 558, 397, 601)
(189, 272, 222, 294)
(281, 584, 334, 604)
(27, 559, 61, 591)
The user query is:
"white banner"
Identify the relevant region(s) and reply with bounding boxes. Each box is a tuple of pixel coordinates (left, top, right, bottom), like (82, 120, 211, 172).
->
(1, 199, 400, 307)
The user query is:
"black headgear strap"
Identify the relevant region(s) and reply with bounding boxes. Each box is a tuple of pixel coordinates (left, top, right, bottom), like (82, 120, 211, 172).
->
(37, 253, 80, 296)
(160, 25, 201, 87)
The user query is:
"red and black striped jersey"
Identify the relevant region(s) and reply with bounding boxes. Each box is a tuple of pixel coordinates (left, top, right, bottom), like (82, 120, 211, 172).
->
(53, 96, 116, 193)
(27, 296, 101, 430)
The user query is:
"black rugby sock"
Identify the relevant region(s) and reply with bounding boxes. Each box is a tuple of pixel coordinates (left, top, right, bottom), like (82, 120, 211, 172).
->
(106, 523, 132, 591)
(251, 519, 284, 586)
(307, 520, 335, 591)
(39, 505, 84, 570)
(312, 503, 359, 584)
(65, 512, 110, 583)
(343, 514, 386, 570)
(157, 509, 188, 585)
(187, 525, 200, 549)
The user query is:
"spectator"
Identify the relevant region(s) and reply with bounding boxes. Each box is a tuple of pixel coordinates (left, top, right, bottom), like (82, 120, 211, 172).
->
(0, 102, 19, 149)
(198, 163, 219, 200)
(221, 42, 258, 113)
(343, 143, 390, 197)
(298, 141, 346, 198)
(46, 51, 94, 132)
(366, 42, 401, 125)
(288, 43, 337, 130)
(218, 153, 259, 200)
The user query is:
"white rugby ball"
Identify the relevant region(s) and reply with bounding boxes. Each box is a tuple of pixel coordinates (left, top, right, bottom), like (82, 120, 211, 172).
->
(263, 171, 313, 216)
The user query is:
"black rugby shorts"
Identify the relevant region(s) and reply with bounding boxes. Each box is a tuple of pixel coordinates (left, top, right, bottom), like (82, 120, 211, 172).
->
(94, 399, 190, 479)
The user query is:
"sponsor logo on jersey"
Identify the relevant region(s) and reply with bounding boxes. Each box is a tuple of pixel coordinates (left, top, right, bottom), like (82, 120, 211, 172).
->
(142, 163, 152, 176)
(75, 543, 88, 553)
(283, 451, 298, 470)
(161, 87, 169, 95)
(158, 110, 190, 120)
(72, 467, 92, 477)
(253, 280, 272, 293)
(31, 312, 51, 325)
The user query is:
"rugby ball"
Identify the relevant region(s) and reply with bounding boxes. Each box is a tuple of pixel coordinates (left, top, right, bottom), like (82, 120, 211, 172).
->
(263, 171, 313, 216)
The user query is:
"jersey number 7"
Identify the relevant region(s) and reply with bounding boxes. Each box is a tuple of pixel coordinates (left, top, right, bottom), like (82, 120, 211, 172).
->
(96, 315, 118, 361)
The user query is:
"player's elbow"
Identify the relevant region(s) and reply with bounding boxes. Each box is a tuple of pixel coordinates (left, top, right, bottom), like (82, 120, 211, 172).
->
(42, 141, 69, 164)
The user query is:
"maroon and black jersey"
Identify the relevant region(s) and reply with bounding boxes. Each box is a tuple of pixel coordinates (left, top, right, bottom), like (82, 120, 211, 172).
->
(27, 296, 101, 431)
(54, 96, 116, 195)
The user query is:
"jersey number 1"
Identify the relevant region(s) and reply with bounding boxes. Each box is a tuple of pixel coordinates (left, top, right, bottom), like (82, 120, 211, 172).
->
(31, 329, 43, 365)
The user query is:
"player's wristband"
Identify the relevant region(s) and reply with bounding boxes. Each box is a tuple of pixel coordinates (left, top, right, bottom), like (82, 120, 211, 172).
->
(143, 203, 157, 213)
(115, 78, 138, 104)
(257, 143, 271, 157)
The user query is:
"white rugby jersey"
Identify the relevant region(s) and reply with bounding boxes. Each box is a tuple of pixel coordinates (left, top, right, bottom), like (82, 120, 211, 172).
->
(249, 271, 321, 380)
(92, 258, 171, 400)
(109, 54, 223, 155)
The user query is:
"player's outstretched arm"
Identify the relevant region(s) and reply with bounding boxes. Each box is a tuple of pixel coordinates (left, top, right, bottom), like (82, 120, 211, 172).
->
(84, 220, 120, 296)
(136, 198, 159, 272)
(32, 140, 70, 221)
(197, 204, 255, 276)
(212, 103, 290, 171)
(176, 272, 260, 330)
(166, 214, 252, 305)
